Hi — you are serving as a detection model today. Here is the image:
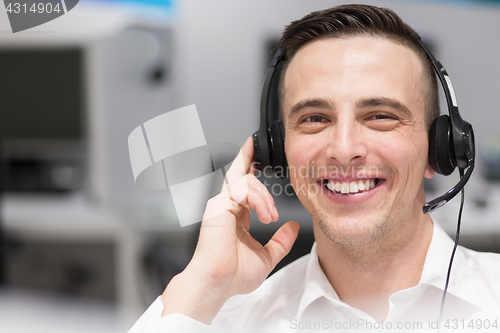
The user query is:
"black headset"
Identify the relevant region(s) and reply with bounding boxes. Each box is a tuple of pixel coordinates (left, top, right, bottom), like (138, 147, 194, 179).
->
(253, 37, 475, 214)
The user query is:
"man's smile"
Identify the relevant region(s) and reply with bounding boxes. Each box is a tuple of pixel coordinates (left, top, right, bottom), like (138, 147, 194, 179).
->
(312, 176, 386, 205)
(323, 178, 380, 194)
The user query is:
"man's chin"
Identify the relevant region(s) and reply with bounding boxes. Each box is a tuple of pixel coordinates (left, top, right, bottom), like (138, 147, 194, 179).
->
(314, 214, 393, 247)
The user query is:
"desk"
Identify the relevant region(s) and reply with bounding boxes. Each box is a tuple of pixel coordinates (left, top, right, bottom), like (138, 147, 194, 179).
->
(2, 193, 144, 312)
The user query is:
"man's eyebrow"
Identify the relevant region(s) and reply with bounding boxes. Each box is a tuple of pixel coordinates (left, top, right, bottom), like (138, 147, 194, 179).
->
(357, 98, 412, 118)
(288, 99, 333, 120)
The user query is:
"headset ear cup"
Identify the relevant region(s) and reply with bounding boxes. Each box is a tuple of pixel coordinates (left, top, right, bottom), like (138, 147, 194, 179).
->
(269, 119, 288, 178)
(428, 115, 455, 176)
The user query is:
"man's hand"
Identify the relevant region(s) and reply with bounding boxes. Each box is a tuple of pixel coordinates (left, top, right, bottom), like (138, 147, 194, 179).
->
(161, 137, 300, 324)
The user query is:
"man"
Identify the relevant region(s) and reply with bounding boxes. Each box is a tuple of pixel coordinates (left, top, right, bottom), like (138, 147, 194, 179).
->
(130, 4, 500, 332)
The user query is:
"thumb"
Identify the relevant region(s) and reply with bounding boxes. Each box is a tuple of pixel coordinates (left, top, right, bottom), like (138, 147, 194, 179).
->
(264, 221, 300, 270)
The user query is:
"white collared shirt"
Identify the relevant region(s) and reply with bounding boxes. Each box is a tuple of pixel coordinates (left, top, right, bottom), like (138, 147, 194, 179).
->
(128, 222, 500, 332)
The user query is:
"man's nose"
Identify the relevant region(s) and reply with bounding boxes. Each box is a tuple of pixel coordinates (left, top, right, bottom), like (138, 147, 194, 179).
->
(325, 117, 367, 165)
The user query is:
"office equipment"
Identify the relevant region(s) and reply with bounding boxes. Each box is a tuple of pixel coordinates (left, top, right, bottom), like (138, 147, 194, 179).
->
(0, 47, 85, 192)
(0, 4, 175, 310)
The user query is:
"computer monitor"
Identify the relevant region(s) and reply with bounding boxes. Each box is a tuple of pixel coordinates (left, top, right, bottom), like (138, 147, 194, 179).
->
(0, 47, 86, 192)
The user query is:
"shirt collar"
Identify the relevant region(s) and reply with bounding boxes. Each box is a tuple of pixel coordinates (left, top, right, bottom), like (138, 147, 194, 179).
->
(296, 243, 347, 320)
(296, 221, 481, 319)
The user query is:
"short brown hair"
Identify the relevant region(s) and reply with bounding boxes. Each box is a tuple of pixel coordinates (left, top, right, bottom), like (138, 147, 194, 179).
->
(276, 4, 439, 129)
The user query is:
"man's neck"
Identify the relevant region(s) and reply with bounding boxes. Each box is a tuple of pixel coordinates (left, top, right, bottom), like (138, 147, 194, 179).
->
(313, 213, 433, 321)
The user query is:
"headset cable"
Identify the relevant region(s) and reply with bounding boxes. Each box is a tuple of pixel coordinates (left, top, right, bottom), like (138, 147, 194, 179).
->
(438, 168, 465, 333)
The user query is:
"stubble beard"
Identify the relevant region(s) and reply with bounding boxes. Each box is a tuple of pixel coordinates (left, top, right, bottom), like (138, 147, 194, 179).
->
(297, 164, 402, 246)
(310, 191, 418, 266)
(314, 206, 395, 247)
(312, 206, 402, 267)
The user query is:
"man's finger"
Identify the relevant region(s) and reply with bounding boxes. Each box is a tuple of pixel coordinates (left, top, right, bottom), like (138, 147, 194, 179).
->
(223, 137, 254, 187)
(264, 221, 300, 269)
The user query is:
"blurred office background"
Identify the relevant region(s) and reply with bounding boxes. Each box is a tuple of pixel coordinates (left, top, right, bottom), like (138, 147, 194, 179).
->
(0, 0, 499, 332)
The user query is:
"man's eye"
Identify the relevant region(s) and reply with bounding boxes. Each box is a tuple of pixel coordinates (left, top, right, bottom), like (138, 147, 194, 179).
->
(305, 116, 326, 123)
(365, 114, 400, 131)
(367, 114, 398, 121)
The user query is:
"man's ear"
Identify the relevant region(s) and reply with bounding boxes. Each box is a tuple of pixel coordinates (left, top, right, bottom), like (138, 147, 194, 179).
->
(424, 162, 436, 179)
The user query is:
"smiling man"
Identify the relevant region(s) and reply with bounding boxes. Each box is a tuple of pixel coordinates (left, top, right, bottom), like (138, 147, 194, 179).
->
(129, 4, 500, 333)
(283, 35, 436, 320)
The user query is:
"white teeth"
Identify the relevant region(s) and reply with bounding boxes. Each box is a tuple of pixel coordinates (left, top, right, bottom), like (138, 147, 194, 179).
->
(358, 180, 365, 191)
(326, 182, 332, 191)
(326, 179, 378, 194)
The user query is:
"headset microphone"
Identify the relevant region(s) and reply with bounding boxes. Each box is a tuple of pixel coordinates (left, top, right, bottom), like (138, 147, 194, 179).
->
(419, 38, 475, 214)
(423, 164, 473, 213)
(414, 41, 476, 331)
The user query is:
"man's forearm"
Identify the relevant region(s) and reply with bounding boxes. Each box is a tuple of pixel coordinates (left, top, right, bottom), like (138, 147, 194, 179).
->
(161, 269, 229, 325)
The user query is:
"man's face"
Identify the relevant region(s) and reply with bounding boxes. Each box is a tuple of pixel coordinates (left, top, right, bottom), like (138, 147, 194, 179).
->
(282, 36, 435, 246)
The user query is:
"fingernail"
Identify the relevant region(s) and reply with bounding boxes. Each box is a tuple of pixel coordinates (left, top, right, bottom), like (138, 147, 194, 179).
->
(272, 205, 279, 221)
